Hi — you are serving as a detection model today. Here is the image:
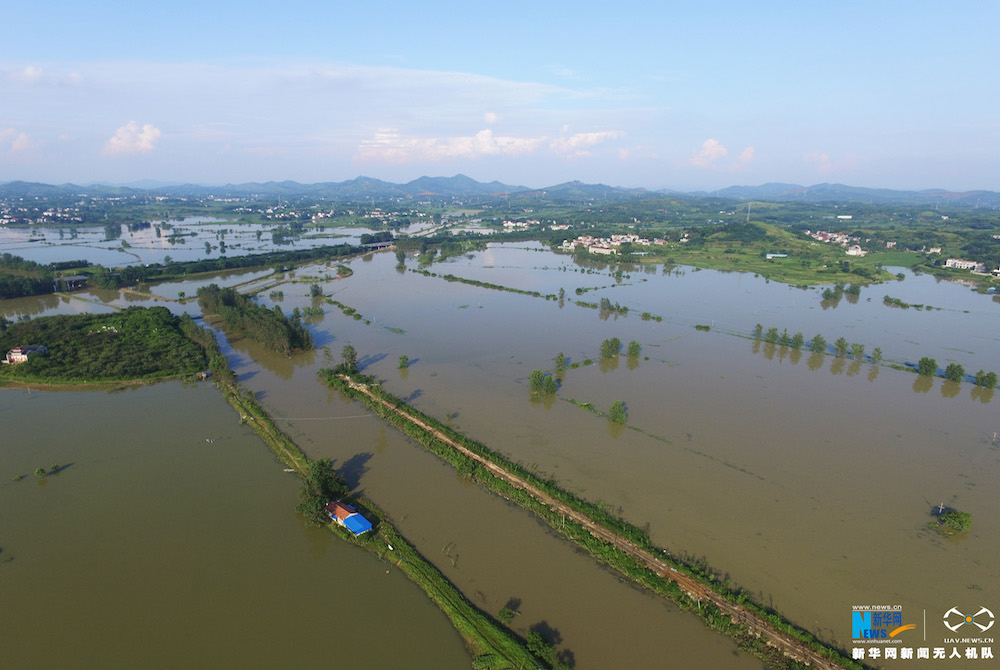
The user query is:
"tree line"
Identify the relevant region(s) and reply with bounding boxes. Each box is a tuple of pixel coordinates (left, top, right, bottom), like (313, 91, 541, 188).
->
(197, 284, 313, 356)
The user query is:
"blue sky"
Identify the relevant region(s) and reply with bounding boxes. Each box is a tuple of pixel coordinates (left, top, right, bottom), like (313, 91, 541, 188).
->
(2, 1, 998, 190)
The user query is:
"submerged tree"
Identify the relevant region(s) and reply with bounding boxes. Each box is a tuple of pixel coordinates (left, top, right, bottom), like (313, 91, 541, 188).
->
(974, 369, 998, 389)
(917, 356, 937, 377)
(938, 509, 972, 532)
(599, 337, 621, 359)
(810, 334, 827, 354)
(944, 363, 965, 383)
(626, 340, 641, 357)
(608, 400, 627, 425)
(340, 344, 358, 374)
(528, 369, 545, 392)
(833, 337, 849, 357)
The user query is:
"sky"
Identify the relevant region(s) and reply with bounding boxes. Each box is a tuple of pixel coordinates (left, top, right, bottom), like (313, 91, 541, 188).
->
(2, 1, 998, 191)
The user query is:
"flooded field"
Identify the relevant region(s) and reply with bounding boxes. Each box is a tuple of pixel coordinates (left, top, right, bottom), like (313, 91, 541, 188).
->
(0, 217, 379, 267)
(4, 240, 998, 667)
(0, 384, 471, 670)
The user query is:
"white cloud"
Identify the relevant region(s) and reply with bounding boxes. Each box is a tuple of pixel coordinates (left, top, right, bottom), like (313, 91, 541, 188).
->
(357, 128, 543, 163)
(549, 130, 624, 157)
(18, 65, 43, 84)
(0, 128, 33, 154)
(690, 139, 755, 171)
(484, 112, 499, 125)
(103, 121, 162, 155)
(689, 138, 728, 168)
(731, 146, 755, 171)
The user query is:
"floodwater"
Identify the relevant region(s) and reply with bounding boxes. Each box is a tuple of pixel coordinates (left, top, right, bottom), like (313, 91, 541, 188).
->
(0, 218, 381, 267)
(0, 384, 470, 670)
(4, 240, 998, 668)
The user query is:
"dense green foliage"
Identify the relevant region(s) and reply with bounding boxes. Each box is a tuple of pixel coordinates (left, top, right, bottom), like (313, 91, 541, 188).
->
(0, 253, 56, 299)
(939, 509, 972, 532)
(197, 283, 312, 355)
(607, 400, 627, 425)
(917, 356, 937, 376)
(944, 363, 965, 383)
(974, 369, 998, 389)
(0, 307, 206, 382)
(599, 337, 621, 359)
(295, 459, 350, 527)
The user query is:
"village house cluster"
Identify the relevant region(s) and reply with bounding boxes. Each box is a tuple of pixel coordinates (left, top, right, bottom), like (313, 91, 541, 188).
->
(807, 229, 998, 275)
(559, 233, 667, 255)
(805, 230, 868, 256)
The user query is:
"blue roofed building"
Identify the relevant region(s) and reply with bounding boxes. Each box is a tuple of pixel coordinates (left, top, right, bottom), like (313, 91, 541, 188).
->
(325, 501, 373, 537)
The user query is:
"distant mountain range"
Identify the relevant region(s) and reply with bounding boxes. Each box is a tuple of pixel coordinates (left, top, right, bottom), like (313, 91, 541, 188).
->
(2, 175, 998, 207)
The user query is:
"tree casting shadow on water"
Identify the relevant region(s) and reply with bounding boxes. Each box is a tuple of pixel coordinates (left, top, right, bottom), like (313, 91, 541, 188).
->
(337, 452, 373, 490)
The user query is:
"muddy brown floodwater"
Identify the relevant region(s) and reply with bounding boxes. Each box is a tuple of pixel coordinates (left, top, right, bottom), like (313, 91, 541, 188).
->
(4, 241, 998, 668)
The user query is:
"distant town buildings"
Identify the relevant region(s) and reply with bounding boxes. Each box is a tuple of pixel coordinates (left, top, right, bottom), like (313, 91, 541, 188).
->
(559, 233, 667, 255)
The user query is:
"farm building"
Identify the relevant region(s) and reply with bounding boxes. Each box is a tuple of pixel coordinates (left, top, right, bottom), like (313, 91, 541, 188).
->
(325, 501, 373, 537)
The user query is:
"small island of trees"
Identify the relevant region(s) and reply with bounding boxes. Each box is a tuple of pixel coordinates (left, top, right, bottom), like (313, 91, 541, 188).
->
(197, 283, 312, 355)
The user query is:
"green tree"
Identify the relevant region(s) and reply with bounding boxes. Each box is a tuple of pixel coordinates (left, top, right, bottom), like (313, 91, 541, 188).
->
(764, 327, 779, 344)
(974, 369, 998, 389)
(871, 347, 883, 364)
(526, 631, 555, 664)
(309, 283, 323, 297)
(295, 458, 349, 527)
(34, 467, 46, 478)
(917, 356, 937, 377)
(939, 509, 972, 532)
(528, 369, 545, 392)
(395, 248, 406, 264)
(497, 607, 516, 624)
(599, 337, 621, 359)
(554, 352, 566, 370)
(810, 334, 827, 354)
(626, 340, 641, 357)
(753, 323, 763, 340)
(398, 354, 409, 369)
(833, 337, 849, 357)
(944, 363, 965, 383)
(340, 344, 358, 374)
(850, 343, 865, 360)
(608, 400, 627, 424)
(542, 375, 558, 395)
(790, 332, 804, 350)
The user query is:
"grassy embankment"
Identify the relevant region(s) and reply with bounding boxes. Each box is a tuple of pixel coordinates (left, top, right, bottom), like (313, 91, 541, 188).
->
(320, 369, 863, 670)
(186, 325, 544, 670)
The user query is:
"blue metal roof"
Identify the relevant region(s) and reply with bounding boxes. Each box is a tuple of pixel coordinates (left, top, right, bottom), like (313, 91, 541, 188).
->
(343, 513, 373, 536)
